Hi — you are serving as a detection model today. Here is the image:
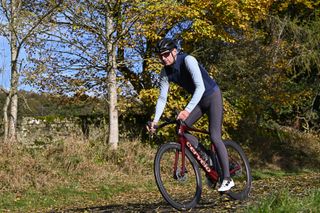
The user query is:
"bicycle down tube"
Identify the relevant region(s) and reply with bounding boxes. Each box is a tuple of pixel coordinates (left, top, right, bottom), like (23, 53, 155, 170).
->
(176, 123, 219, 182)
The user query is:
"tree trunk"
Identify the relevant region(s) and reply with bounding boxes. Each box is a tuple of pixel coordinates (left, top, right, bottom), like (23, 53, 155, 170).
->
(3, 94, 10, 141)
(3, 0, 20, 143)
(8, 92, 18, 142)
(8, 56, 19, 143)
(107, 54, 119, 150)
(106, 5, 119, 150)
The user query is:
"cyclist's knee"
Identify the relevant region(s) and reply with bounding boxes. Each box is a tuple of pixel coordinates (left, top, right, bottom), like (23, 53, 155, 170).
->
(210, 136, 223, 145)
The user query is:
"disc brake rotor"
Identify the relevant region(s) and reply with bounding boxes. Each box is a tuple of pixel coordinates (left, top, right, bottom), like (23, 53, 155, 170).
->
(175, 168, 188, 182)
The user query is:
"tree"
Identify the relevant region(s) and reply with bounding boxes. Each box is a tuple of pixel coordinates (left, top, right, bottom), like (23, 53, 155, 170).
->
(0, 0, 62, 143)
(26, 0, 143, 149)
(134, 0, 274, 134)
(24, 0, 275, 145)
(200, 0, 320, 135)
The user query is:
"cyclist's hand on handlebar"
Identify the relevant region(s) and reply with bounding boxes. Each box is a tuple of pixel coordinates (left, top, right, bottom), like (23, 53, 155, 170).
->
(146, 121, 158, 134)
(177, 110, 190, 121)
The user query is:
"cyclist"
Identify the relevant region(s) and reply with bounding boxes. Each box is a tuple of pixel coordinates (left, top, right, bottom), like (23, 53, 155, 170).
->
(147, 38, 234, 192)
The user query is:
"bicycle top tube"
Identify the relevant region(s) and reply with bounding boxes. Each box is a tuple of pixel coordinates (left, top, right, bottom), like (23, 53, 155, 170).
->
(156, 118, 209, 135)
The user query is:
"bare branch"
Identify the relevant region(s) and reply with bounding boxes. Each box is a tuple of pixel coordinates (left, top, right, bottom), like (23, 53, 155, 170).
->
(0, 85, 9, 94)
(20, 1, 63, 47)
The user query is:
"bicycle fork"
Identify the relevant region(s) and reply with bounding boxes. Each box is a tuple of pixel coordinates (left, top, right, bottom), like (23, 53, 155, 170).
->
(173, 136, 186, 179)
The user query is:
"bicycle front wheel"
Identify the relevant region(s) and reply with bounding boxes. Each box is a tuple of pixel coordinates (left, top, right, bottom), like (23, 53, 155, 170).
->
(154, 142, 202, 210)
(224, 140, 252, 200)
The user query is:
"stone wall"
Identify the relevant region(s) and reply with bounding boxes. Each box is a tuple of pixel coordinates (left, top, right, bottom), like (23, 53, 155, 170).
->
(17, 117, 106, 145)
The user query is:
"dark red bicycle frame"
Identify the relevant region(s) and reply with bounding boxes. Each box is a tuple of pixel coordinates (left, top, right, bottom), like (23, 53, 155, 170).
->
(174, 123, 220, 182)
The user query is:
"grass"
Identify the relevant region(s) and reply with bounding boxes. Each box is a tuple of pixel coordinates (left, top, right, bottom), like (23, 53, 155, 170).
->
(0, 131, 319, 212)
(0, 182, 152, 212)
(0, 139, 158, 212)
(245, 124, 320, 172)
(252, 170, 293, 180)
(246, 188, 320, 212)
(251, 169, 317, 180)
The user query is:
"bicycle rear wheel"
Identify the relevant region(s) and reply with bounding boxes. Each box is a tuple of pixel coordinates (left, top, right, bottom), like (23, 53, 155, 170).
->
(154, 142, 202, 210)
(224, 140, 252, 200)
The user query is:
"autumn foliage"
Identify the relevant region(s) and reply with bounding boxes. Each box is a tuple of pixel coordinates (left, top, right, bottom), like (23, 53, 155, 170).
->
(0, 0, 319, 144)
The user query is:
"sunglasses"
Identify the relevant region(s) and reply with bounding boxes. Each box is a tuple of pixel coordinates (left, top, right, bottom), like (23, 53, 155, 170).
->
(159, 51, 171, 58)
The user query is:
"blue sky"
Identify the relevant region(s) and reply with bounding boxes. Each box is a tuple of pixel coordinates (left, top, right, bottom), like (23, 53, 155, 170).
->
(0, 36, 10, 90)
(0, 36, 32, 91)
(0, 20, 190, 94)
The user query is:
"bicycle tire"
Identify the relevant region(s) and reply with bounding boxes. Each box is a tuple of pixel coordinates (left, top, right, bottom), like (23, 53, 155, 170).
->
(224, 140, 252, 200)
(154, 142, 202, 210)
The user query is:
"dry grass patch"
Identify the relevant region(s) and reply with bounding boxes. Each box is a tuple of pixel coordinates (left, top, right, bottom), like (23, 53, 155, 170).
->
(0, 138, 159, 211)
(0, 143, 60, 193)
(246, 125, 320, 171)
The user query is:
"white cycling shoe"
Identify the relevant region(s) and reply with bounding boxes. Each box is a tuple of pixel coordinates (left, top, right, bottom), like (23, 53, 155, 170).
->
(218, 178, 235, 192)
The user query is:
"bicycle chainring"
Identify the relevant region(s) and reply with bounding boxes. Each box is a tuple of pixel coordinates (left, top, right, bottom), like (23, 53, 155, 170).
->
(230, 161, 242, 177)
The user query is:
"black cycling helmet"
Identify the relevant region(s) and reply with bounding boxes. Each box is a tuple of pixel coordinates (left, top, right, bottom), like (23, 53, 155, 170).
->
(156, 38, 177, 54)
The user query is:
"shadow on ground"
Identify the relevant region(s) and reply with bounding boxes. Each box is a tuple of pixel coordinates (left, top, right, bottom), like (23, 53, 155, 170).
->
(49, 198, 231, 213)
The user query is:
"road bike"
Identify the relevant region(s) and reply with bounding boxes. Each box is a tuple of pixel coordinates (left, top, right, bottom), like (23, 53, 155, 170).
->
(151, 118, 252, 210)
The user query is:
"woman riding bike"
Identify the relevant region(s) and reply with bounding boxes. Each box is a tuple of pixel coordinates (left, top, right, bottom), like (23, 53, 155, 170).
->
(147, 38, 234, 192)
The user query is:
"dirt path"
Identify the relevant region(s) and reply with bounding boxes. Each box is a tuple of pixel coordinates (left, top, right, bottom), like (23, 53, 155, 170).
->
(55, 173, 320, 212)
